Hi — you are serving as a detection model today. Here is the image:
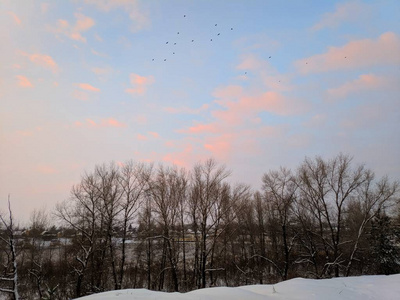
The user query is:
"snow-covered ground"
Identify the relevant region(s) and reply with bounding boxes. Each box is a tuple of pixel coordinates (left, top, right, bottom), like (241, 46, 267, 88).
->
(76, 274, 400, 300)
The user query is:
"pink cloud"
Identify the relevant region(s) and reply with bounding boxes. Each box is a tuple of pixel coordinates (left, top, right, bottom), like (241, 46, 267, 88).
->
(180, 122, 218, 134)
(78, 83, 100, 92)
(102, 118, 126, 128)
(87, 119, 97, 127)
(165, 140, 175, 148)
(173, 69, 307, 167)
(16, 75, 33, 88)
(134, 114, 147, 125)
(173, 75, 309, 167)
(125, 73, 154, 95)
(203, 134, 233, 160)
(30, 54, 58, 72)
(312, 1, 372, 31)
(41, 3, 50, 14)
(116, 161, 125, 167)
(137, 133, 147, 141)
(92, 67, 112, 75)
(165, 104, 209, 114)
(235, 54, 293, 92)
(94, 33, 103, 42)
(7, 11, 21, 25)
(212, 90, 308, 126)
(58, 19, 69, 28)
(14, 126, 43, 137)
(72, 90, 89, 101)
(125, 87, 145, 95)
(91, 49, 108, 57)
(36, 165, 57, 175)
(213, 85, 243, 101)
(201, 126, 284, 161)
(53, 13, 95, 43)
(303, 114, 327, 128)
(19, 52, 59, 73)
(74, 12, 95, 32)
(162, 144, 196, 168)
(296, 32, 400, 74)
(236, 53, 272, 71)
(130, 73, 153, 85)
(16, 130, 34, 137)
(149, 132, 159, 138)
(327, 74, 389, 99)
(84, 0, 150, 32)
(74, 118, 126, 128)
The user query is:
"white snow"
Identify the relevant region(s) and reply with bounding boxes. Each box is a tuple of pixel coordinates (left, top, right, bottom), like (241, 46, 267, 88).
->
(76, 274, 400, 300)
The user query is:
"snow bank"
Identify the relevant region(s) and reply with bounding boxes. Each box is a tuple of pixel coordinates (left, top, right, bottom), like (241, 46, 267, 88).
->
(76, 274, 400, 300)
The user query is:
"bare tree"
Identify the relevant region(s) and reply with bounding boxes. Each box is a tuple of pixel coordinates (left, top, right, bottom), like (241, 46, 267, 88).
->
(297, 154, 371, 277)
(262, 167, 297, 280)
(0, 197, 19, 300)
(147, 165, 183, 291)
(115, 161, 152, 290)
(92, 163, 124, 290)
(27, 208, 49, 299)
(56, 172, 101, 297)
(344, 175, 399, 276)
(189, 159, 231, 288)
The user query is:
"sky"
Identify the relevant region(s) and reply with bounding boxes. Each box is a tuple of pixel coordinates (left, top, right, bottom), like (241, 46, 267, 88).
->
(0, 0, 399, 223)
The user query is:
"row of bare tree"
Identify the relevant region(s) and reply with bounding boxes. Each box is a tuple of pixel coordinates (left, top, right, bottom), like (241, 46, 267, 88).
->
(1, 154, 399, 299)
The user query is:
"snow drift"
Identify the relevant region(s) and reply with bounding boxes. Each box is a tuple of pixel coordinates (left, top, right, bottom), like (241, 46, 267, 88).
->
(76, 274, 400, 300)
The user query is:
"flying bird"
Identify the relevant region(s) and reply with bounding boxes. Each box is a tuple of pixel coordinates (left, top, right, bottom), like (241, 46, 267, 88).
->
(192, 39, 194, 42)
(215, 24, 217, 26)
(174, 43, 176, 45)
(177, 32, 179, 34)
(152, 59, 154, 61)
(210, 39, 213, 41)
(269, 56, 271, 58)
(184, 15, 186, 17)
(217, 33, 220, 36)
(173, 52, 175, 54)
(166, 41, 168, 44)
(164, 59, 166, 61)
(231, 28, 233, 30)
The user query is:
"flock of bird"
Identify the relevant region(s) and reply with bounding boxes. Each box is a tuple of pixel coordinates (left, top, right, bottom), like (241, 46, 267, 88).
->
(151, 14, 235, 63)
(149, 14, 348, 81)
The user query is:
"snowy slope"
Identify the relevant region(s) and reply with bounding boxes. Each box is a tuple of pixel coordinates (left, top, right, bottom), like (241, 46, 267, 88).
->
(76, 274, 400, 300)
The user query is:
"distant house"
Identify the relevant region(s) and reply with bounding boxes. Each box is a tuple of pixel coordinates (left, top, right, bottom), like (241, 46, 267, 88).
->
(41, 230, 57, 241)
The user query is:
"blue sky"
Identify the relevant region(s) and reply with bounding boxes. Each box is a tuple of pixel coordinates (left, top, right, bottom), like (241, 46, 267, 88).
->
(0, 0, 399, 222)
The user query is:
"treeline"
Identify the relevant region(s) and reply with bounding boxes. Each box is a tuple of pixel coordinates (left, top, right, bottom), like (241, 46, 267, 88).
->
(1, 154, 400, 299)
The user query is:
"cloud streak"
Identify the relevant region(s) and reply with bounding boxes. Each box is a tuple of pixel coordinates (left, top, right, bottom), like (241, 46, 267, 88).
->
(74, 118, 127, 128)
(327, 74, 390, 99)
(84, 0, 150, 32)
(312, 1, 372, 31)
(19, 51, 59, 73)
(165, 104, 209, 114)
(54, 13, 95, 43)
(7, 11, 21, 25)
(78, 83, 100, 92)
(296, 32, 400, 73)
(16, 75, 33, 88)
(125, 73, 154, 95)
